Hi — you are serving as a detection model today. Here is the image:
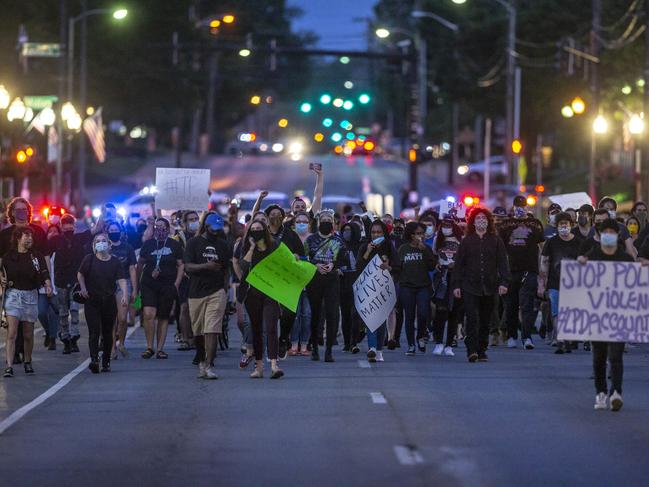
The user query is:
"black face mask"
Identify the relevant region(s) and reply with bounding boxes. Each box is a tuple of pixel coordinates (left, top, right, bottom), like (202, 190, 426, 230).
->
(108, 232, 121, 243)
(393, 227, 404, 237)
(318, 221, 333, 235)
(578, 216, 590, 227)
(250, 229, 265, 242)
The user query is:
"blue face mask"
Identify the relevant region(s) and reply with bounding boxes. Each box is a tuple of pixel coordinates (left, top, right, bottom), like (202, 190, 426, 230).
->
(600, 233, 618, 247)
(295, 223, 309, 234)
(514, 207, 526, 219)
(372, 236, 385, 246)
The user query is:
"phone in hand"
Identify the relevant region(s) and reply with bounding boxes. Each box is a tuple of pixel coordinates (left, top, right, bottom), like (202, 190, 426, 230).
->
(309, 162, 322, 171)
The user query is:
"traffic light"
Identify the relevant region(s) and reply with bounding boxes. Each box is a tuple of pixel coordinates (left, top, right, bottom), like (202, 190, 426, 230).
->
(526, 195, 538, 206)
(322, 118, 333, 128)
(16, 150, 27, 164)
(512, 139, 523, 155)
(300, 102, 312, 113)
(319, 94, 331, 104)
(408, 149, 417, 163)
(358, 93, 371, 104)
(331, 132, 342, 142)
(342, 100, 354, 110)
(535, 185, 545, 193)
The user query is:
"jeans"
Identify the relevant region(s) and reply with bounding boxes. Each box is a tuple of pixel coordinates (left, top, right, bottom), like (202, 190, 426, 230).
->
(399, 286, 431, 347)
(592, 342, 625, 394)
(367, 323, 386, 351)
(84, 295, 117, 362)
(290, 291, 311, 344)
(505, 271, 538, 340)
(307, 273, 340, 350)
(463, 292, 494, 356)
(38, 294, 59, 339)
(57, 286, 80, 340)
(245, 290, 280, 361)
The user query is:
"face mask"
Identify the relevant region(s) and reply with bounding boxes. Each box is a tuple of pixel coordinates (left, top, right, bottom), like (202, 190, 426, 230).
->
(549, 214, 557, 225)
(425, 225, 434, 237)
(250, 229, 265, 242)
(578, 215, 589, 227)
(154, 229, 168, 241)
(600, 233, 618, 247)
(95, 241, 109, 253)
(187, 221, 199, 233)
(342, 229, 352, 241)
(393, 227, 404, 237)
(628, 223, 639, 235)
(49, 216, 61, 225)
(63, 229, 74, 237)
(318, 221, 333, 235)
(137, 224, 147, 233)
(608, 210, 616, 219)
(558, 226, 571, 237)
(442, 227, 453, 237)
(296, 223, 309, 235)
(13, 208, 28, 222)
(635, 210, 647, 223)
(372, 236, 385, 246)
(475, 220, 488, 232)
(108, 232, 121, 243)
(514, 207, 526, 219)
(385, 223, 393, 234)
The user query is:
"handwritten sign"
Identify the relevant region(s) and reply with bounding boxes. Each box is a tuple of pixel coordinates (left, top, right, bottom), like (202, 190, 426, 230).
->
(557, 260, 649, 343)
(245, 243, 317, 312)
(353, 254, 397, 332)
(446, 200, 466, 219)
(155, 167, 210, 211)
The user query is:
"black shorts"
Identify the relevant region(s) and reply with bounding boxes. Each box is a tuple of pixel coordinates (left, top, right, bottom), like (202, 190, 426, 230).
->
(140, 280, 178, 319)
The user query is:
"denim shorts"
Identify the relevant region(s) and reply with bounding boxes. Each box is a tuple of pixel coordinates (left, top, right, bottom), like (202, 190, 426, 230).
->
(4, 288, 39, 322)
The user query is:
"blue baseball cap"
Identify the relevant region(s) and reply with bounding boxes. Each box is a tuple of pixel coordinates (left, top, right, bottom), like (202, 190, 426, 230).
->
(205, 213, 224, 231)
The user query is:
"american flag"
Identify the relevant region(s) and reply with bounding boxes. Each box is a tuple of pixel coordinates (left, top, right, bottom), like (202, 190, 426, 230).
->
(83, 107, 106, 163)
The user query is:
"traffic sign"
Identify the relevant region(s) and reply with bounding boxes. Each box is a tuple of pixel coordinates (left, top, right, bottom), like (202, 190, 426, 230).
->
(24, 96, 58, 110)
(21, 43, 62, 58)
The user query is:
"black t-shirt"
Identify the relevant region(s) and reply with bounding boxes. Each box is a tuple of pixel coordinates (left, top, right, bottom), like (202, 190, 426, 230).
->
(184, 235, 232, 299)
(48, 230, 93, 287)
(272, 226, 305, 257)
(2, 250, 49, 291)
(499, 218, 544, 273)
(541, 235, 581, 289)
(139, 238, 183, 286)
(110, 242, 137, 279)
(585, 246, 634, 263)
(571, 226, 590, 244)
(397, 243, 437, 288)
(0, 223, 49, 258)
(79, 254, 126, 298)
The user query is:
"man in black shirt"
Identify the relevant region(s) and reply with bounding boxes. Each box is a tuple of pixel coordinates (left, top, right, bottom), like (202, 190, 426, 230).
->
(539, 212, 581, 353)
(184, 213, 231, 380)
(499, 196, 544, 349)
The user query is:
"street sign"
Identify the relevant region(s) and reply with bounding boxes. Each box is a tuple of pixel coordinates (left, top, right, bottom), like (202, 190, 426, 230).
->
(21, 43, 62, 58)
(24, 96, 58, 110)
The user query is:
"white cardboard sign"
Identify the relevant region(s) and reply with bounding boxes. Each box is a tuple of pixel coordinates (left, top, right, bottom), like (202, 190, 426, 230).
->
(557, 260, 649, 343)
(353, 254, 397, 332)
(155, 167, 210, 211)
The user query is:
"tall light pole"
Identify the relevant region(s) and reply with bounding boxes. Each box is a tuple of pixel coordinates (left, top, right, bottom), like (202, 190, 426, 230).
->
(591, 114, 608, 203)
(67, 5, 127, 206)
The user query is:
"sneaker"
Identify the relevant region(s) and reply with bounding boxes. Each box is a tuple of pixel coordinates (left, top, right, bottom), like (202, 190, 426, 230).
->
(468, 352, 479, 363)
(204, 366, 218, 380)
(278, 340, 288, 360)
(417, 338, 426, 352)
(443, 346, 455, 357)
(367, 347, 377, 362)
(101, 362, 111, 373)
(406, 346, 416, 356)
(88, 360, 100, 374)
(250, 368, 263, 379)
(3, 367, 13, 378)
(477, 352, 488, 362)
(270, 368, 284, 379)
(351, 345, 360, 354)
(507, 338, 517, 348)
(387, 339, 396, 350)
(583, 342, 591, 352)
(610, 391, 623, 412)
(594, 392, 608, 410)
(239, 354, 253, 369)
(324, 349, 335, 362)
(376, 351, 384, 362)
(432, 344, 444, 356)
(524, 338, 534, 350)
(197, 361, 207, 379)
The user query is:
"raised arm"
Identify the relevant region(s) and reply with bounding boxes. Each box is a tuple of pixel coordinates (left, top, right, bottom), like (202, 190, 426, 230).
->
(252, 190, 268, 215)
(311, 166, 323, 213)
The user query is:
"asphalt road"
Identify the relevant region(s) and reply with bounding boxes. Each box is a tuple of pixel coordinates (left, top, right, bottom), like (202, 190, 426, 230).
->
(1, 320, 648, 487)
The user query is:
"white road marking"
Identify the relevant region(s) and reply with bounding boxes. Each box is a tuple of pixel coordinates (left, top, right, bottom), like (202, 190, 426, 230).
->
(357, 360, 371, 368)
(394, 445, 424, 466)
(370, 392, 387, 404)
(0, 324, 140, 436)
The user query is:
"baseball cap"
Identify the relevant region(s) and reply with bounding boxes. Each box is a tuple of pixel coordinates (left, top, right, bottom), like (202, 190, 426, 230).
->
(513, 195, 527, 208)
(205, 213, 224, 231)
(548, 203, 562, 213)
(493, 206, 507, 217)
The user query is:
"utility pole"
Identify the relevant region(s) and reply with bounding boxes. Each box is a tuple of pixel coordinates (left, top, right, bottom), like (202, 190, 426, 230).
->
(77, 0, 88, 207)
(505, 0, 517, 185)
(205, 52, 219, 153)
(56, 0, 66, 202)
(643, 0, 649, 203)
(589, 0, 600, 204)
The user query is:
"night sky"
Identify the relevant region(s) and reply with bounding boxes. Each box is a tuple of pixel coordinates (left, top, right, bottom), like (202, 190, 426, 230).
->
(288, 0, 377, 50)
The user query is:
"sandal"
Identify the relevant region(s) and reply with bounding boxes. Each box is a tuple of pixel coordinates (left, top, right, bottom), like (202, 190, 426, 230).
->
(156, 350, 168, 359)
(141, 348, 155, 359)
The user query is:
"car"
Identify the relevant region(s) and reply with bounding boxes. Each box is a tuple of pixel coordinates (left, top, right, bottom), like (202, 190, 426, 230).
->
(233, 191, 289, 223)
(321, 195, 364, 215)
(457, 155, 508, 182)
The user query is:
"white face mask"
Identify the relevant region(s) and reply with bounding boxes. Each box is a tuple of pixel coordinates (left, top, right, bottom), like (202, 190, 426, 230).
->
(425, 225, 434, 237)
(558, 226, 571, 237)
(187, 221, 199, 233)
(95, 241, 109, 253)
(442, 227, 453, 237)
(475, 220, 488, 232)
(608, 210, 617, 219)
(549, 214, 557, 225)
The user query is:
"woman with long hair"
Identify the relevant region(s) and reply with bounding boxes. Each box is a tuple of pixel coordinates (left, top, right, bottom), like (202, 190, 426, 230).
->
(239, 220, 284, 379)
(2, 227, 52, 377)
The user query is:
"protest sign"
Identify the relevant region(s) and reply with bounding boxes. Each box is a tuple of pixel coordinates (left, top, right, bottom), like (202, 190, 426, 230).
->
(245, 243, 317, 312)
(548, 192, 591, 212)
(155, 167, 210, 211)
(353, 254, 397, 332)
(557, 260, 649, 343)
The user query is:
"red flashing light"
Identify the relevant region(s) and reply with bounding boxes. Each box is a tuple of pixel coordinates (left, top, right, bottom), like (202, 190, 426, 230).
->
(535, 185, 545, 193)
(463, 195, 479, 206)
(526, 195, 538, 206)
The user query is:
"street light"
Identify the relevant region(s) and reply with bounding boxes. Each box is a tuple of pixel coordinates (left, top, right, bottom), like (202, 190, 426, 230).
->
(40, 107, 56, 126)
(593, 114, 608, 134)
(238, 48, 251, 57)
(112, 8, 128, 20)
(571, 96, 586, 115)
(561, 105, 574, 118)
(375, 28, 391, 39)
(7, 97, 26, 121)
(0, 85, 10, 110)
(629, 114, 644, 135)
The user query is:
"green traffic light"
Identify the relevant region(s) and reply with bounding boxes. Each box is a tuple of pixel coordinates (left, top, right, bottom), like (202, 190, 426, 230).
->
(300, 102, 312, 113)
(331, 132, 342, 142)
(322, 118, 333, 127)
(345, 132, 355, 140)
(320, 94, 332, 104)
(343, 100, 354, 110)
(358, 93, 371, 104)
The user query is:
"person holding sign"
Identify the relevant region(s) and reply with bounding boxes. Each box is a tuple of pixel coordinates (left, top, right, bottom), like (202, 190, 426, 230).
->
(239, 221, 284, 379)
(452, 208, 510, 363)
(580, 219, 634, 411)
(356, 220, 399, 363)
(397, 222, 437, 356)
